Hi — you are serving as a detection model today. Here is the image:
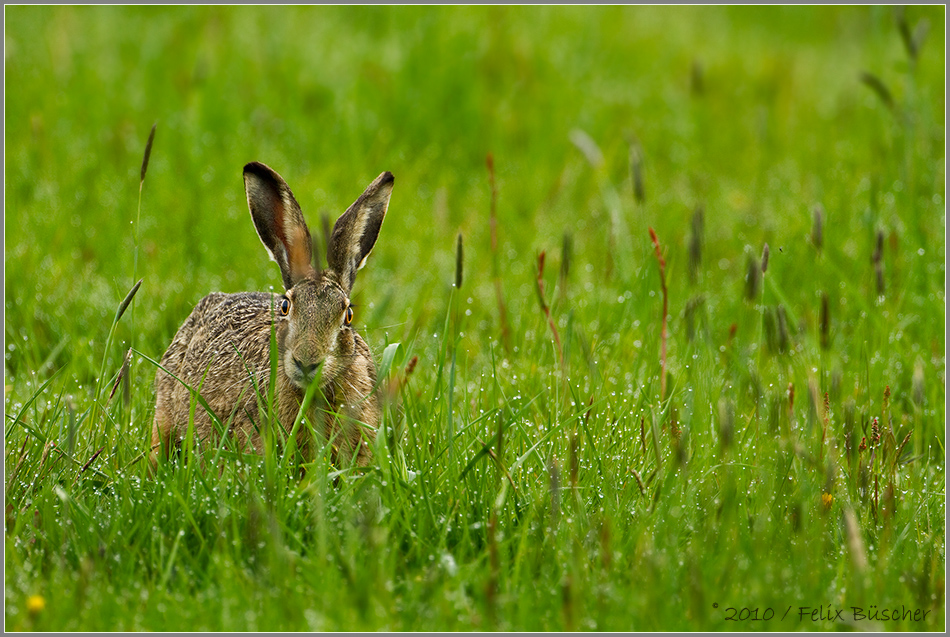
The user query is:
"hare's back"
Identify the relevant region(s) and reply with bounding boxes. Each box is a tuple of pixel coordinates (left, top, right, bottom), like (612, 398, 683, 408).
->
(160, 291, 280, 378)
(189, 291, 277, 333)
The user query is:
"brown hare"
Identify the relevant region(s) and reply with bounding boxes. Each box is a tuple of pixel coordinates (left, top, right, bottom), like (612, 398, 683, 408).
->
(151, 162, 394, 470)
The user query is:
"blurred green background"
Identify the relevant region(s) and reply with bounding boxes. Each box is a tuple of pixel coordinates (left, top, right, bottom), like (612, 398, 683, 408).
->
(6, 6, 944, 368)
(4, 5, 945, 631)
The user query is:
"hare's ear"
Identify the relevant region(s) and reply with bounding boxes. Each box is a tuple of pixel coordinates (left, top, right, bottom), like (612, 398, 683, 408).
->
(243, 162, 315, 290)
(327, 171, 394, 292)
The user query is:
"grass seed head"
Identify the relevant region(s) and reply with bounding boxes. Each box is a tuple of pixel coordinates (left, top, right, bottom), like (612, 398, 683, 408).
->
(690, 58, 705, 95)
(873, 229, 885, 263)
(629, 137, 645, 204)
(812, 205, 824, 252)
(895, 431, 913, 464)
(911, 20, 930, 60)
(548, 456, 561, 520)
(630, 467, 647, 496)
(860, 71, 895, 112)
(570, 128, 604, 168)
(688, 205, 704, 283)
(535, 250, 548, 309)
(776, 305, 789, 353)
(559, 231, 572, 290)
(896, 6, 930, 62)
(108, 348, 132, 402)
(114, 278, 143, 324)
(140, 122, 156, 183)
(873, 228, 886, 295)
(745, 253, 760, 301)
(405, 355, 418, 378)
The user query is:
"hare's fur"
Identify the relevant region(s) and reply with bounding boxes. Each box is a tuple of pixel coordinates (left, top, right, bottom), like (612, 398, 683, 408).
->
(151, 162, 393, 469)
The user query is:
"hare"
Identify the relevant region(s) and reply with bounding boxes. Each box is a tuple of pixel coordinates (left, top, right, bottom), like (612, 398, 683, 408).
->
(151, 161, 394, 470)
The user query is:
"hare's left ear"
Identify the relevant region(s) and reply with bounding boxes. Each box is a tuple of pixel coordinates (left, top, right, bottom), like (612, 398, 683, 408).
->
(327, 172, 394, 293)
(244, 162, 316, 290)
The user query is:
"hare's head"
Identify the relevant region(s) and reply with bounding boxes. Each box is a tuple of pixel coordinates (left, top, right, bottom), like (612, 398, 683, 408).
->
(242, 162, 393, 389)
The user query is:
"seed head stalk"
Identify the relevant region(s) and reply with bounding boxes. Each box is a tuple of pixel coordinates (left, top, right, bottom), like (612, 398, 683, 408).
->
(535, 250, 564, 374)
(132, 124, 156, 352)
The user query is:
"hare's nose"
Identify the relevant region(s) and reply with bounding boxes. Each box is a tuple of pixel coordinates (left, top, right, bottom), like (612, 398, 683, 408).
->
(293, 357, 320, 379)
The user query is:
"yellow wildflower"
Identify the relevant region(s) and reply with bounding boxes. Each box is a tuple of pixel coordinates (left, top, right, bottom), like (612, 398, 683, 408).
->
(26, 594, 45, 615)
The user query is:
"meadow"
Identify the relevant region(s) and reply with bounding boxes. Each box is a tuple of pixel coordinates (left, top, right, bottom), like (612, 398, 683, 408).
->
(4, 5, 946, 631)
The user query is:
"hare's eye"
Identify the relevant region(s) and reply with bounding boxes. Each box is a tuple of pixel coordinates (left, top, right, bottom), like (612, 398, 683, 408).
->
(279, 297, 291, 316)
(344, 305, 353, 326)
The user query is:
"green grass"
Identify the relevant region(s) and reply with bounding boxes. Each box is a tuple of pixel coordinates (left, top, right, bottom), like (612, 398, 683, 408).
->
(4, 5, 946, 631)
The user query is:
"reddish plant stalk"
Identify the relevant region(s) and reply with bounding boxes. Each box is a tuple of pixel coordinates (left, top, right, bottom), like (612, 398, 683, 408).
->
(535, 250, 565, 370)
(649, 227, 669, 401)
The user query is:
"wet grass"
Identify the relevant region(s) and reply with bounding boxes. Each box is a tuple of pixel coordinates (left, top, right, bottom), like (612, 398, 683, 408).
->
(4, 5, 946, 631)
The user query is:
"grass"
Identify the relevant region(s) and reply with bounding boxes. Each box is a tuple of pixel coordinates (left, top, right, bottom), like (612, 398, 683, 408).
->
(4, 5, 946, 631)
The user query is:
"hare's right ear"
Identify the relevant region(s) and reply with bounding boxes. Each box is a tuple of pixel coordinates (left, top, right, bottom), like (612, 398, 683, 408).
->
(243, 162, 315, 290)
(327, 171, 394, 293)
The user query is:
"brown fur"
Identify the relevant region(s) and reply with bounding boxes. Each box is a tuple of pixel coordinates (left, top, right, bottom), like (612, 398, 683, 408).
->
(151, 163, 393, 471)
